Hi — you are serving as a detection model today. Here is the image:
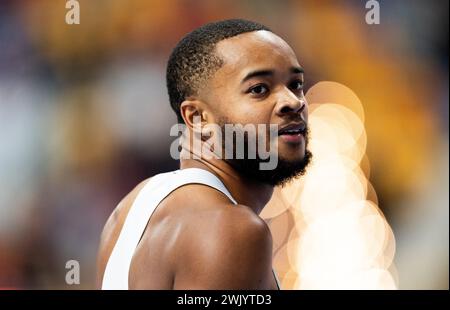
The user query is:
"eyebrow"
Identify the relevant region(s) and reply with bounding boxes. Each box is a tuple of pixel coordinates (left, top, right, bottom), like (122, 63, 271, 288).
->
(241, 66, 304, 84)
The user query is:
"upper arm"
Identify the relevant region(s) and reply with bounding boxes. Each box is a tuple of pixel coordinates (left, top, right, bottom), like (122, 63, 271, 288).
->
(173, 206, 274, 289)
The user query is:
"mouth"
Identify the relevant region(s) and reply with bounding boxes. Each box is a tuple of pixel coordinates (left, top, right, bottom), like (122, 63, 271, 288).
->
(278, 122, 307, 144)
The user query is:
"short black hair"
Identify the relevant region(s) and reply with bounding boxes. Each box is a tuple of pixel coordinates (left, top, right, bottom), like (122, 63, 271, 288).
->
(166, 19, 271, 123)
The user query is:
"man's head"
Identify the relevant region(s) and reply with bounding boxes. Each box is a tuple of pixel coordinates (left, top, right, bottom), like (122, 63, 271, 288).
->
(166, 19, 312, 186)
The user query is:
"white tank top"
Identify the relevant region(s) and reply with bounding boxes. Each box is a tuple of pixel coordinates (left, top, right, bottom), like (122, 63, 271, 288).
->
(101, 168, 281, 289)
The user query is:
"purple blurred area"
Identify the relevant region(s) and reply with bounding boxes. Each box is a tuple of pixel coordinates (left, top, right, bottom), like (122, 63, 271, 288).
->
(0, 0, 448, 289)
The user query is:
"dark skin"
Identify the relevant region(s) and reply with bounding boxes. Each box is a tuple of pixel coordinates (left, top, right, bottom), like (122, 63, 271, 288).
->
(97, 30, 308, 289)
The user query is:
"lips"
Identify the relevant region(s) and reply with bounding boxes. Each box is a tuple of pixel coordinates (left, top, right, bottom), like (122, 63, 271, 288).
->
(278, 122, 307, 136)
(277, 122, 307, 145)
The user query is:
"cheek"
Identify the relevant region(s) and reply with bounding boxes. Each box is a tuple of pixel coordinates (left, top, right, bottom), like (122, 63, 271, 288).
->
(239, 102, 275, 125)
(215, 89, 274, 125)
(211, 90, 242, 121)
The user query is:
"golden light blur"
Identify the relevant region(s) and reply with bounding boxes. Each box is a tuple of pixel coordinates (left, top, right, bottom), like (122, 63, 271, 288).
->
(262, 81, 397, 289)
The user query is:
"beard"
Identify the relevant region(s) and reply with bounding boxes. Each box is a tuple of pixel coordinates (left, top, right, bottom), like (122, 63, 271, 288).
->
(217, 118, 312, 187)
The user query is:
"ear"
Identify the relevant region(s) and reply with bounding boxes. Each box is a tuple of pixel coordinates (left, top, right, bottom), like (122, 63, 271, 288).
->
(180, 99, 212, 130)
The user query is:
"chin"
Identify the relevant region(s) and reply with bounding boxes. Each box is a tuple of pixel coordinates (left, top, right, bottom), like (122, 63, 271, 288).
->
(278, 146, 306, 162)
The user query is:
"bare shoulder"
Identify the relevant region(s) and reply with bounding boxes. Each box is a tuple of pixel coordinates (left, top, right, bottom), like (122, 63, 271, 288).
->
(214, 204, 273, 247)
(172, 197, 274, 289)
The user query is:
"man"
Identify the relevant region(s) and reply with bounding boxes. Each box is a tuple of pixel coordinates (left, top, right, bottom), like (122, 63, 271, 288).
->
(97, 19, 311, 289)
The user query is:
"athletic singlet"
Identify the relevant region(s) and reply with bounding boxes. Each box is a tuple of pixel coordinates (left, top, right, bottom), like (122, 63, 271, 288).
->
(101, 168, 281, 290)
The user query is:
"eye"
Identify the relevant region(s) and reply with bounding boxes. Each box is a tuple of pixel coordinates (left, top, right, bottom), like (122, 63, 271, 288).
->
(248, 84, 269, 96)
(290, 80, 304, 91)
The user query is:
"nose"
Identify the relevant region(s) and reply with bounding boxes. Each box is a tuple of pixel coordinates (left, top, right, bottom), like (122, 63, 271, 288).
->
(275, 88, 306, 116)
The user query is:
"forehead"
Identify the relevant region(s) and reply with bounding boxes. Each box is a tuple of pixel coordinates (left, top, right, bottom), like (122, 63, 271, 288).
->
(214, 30, 300, 77)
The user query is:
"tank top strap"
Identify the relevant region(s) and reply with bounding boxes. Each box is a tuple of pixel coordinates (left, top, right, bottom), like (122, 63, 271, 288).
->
(101, 168, 237, 289)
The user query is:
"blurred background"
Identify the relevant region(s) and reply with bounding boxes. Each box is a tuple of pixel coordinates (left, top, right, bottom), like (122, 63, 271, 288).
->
(0, 0, 448, 289)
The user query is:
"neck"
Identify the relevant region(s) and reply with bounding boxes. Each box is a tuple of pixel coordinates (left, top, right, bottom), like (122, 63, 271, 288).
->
(180, 157, 274, 215)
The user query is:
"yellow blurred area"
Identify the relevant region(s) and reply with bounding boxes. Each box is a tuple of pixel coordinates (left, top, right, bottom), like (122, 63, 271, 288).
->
(291, 1, 441, 198)
(19, 0, 237, 73)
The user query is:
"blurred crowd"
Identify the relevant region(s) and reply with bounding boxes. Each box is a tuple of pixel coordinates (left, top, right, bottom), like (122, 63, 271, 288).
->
(0, 0, 448, 289)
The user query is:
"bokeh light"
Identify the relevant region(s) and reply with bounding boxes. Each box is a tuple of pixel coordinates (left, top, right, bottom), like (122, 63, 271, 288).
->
(264, 81, 397, 289)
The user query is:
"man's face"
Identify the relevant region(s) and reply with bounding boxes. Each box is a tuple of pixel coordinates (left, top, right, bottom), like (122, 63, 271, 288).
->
(199, 30, 312, 185)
